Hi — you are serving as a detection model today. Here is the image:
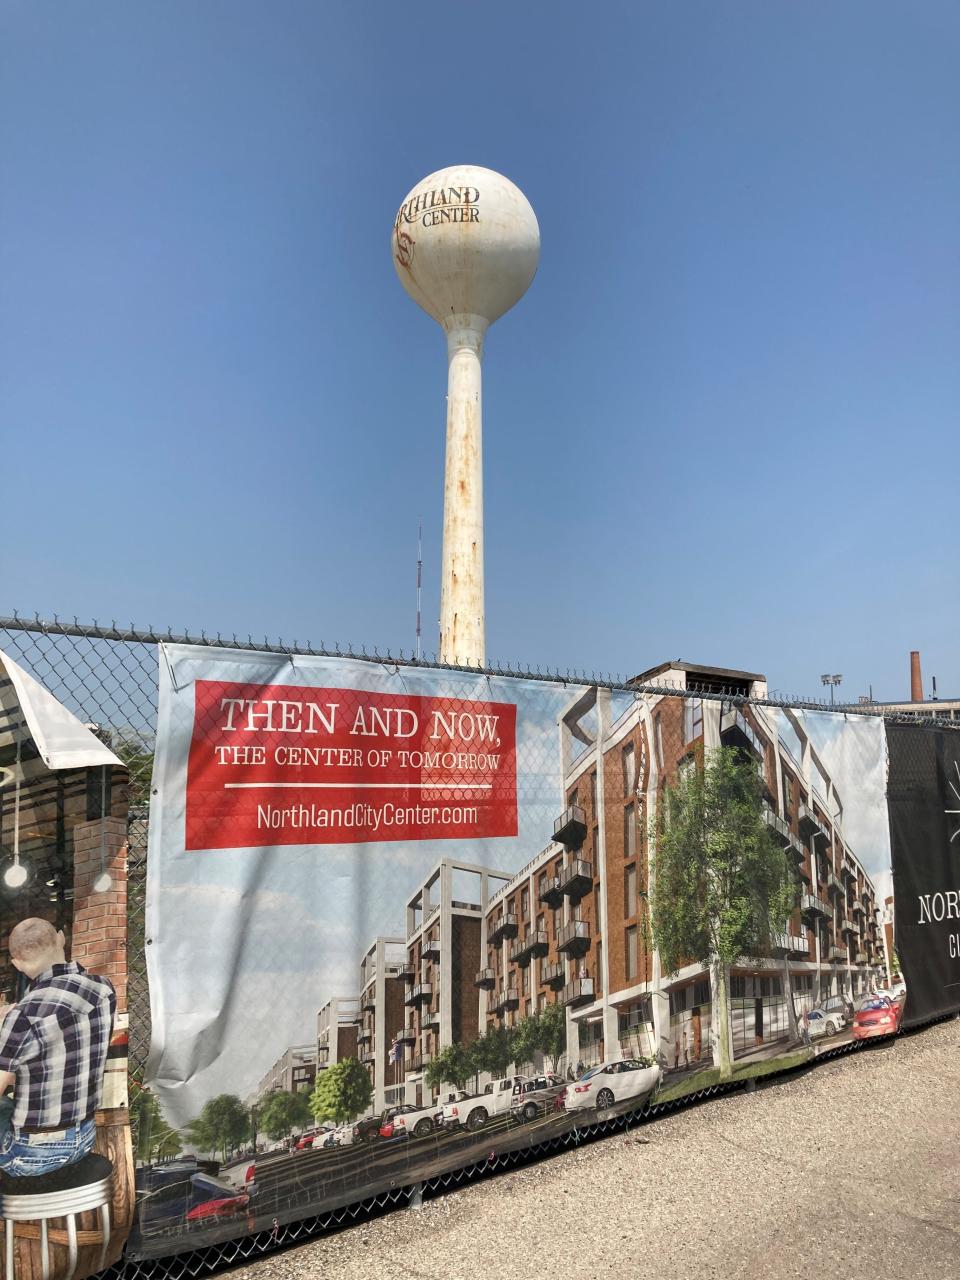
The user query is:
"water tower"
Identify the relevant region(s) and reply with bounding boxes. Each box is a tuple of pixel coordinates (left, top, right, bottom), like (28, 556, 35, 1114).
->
(393, 165, 539, 666)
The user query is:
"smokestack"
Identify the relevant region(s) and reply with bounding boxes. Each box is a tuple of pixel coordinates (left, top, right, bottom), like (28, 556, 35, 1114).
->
(910, 651, 923, 702)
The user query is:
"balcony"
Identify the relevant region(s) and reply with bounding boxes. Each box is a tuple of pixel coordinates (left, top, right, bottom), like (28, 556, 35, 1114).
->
(763, 808, 792, 847)
(357, 1028, 372, 1045)
(396, 1026, 416, 1043)
(855, 951, 869, 964)
(553, 805, 587, 850)
(720, 708, 765, 759)
(771, 931, 808, 958)
(841, 917, 857, 937)
(558, 858, 594, 900)
(488, 912, 519, 945)
(422, 1010, 440, 1029)
(409, 1054, 433, 1072)
(406, 982, 433, 1007)
(561, 978, 595, 1008)
(842, 863, 857, 884)
(474, 967, 496, 990)
(828, 945, 848, 963)
(361, 990, 376, 1012)
(362, 1050, 376, 1065)
(539, 875, 563, 908)
(798, 805, 830, 849)
(510, 930, 549, 968)
(422, 935, 441, 960)
(852, 900, 865, 918)
(398, 963, 415, 982)
(826, 872, 844, 897)
(800, 893, 830, 920)
(540, 960, 565, 989)
(492, 986, 520, 1014)
(557, 919, 592, 957)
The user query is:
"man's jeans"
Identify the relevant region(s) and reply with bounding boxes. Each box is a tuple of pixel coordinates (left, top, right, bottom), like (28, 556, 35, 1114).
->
(0, 1096, 95, 1177)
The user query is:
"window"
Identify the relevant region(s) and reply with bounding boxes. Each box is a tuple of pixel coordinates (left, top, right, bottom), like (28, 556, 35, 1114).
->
(683, 699, 703, 744)
(589, 771, 597, 814)
(624, 802, 636, 861)
(617, 997, 653, 1040)
(521, 890, 529, 921)
(624, 864, 637, 919)
(622, 743, 636, 794)
(595, 941, 603, 993)
(783, 774, 794, 814)
(654, 714, 664, 768)
(625, 926, 638, 980)
(553, 906, 562, 937)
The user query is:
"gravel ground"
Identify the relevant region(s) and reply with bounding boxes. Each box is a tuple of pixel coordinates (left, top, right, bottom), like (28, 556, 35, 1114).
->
(226, 1019, 960, 1280)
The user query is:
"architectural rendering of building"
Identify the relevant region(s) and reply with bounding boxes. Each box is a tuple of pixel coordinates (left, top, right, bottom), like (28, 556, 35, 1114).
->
(399, 858, 510, 1106)
(357, 936, 407, 1112)
(308, 661, 886, 1109)
(316, 996, 360, 1074)
(256, 1044, 317, 1097)
(478, 663, 885, 1074)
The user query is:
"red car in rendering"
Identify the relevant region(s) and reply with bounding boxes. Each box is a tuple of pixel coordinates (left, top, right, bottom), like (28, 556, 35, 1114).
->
(852, 996, 901, 1040)
(185, 1192, 250, 1222)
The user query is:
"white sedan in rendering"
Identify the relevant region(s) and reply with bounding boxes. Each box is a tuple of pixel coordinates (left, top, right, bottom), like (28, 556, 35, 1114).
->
(563, 1058, 662, 1113)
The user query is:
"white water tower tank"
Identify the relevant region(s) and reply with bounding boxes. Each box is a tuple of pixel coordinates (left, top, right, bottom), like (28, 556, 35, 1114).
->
(393, 165, 539, 666)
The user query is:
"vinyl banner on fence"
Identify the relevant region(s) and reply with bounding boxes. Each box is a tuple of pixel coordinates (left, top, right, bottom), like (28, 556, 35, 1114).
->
(130, 644, 928, 1264)
(888, 722, 960, 1028)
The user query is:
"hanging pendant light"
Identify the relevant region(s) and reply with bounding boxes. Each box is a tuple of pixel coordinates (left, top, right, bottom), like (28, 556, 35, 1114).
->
(92, 764, 113, 894)
(2, 734, 31, 891)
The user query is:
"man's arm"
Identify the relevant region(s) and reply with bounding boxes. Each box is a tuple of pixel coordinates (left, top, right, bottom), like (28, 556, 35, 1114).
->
(0, 1070, 14, 1094)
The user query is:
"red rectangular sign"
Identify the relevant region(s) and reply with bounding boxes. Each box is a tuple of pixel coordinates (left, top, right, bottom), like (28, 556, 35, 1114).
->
(185, 680, 518, 850)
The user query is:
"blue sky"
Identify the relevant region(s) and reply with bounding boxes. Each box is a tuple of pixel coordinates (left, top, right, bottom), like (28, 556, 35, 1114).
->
(2, 2, 957, 703)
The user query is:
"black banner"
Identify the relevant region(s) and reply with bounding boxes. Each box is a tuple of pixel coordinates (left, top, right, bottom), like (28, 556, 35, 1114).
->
(888, 722, 960, 1027)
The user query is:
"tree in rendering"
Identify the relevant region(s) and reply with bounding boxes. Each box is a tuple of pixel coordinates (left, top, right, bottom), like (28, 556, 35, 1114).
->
(533, 1001, 568, 1074)
(651, 746, 797, 1081)
(185, 1094, 251, 1162)
(129, 1077, 183, 1163)
(257, 1088, 315, 1142)
(310, 1058, 372, 1125)
(425, 1043, 475, 1094)
(471, 1025, 516, 1083)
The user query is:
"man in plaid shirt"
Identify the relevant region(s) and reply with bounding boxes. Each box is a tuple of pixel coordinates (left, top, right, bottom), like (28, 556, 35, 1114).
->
(0, 918, 116, 1177)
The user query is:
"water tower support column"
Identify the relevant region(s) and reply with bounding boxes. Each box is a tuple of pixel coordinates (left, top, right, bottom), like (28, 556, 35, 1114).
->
(440, 316, 487, 666)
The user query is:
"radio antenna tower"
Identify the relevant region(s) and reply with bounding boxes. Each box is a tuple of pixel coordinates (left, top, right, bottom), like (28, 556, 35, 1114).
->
(415, 517, 423, 661)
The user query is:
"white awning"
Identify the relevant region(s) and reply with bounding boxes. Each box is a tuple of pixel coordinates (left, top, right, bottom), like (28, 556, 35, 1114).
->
(0, 647, 123, 772)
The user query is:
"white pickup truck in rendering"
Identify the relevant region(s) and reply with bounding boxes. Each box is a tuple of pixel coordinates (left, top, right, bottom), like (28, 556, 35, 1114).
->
(440, 1076, 527, 1131)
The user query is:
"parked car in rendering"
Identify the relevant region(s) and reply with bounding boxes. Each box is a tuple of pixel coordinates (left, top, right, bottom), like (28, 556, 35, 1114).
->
(379, 1101, 441, 1139)
(321, 1124, 355, 1148)
(805, 1008, 842, 1039)
(353, 1113, 387, 1143)
(293, 1125, 335, 1151)
(852, 996, 902, 1040)
(510, 1074, 567, 1124)
(185, 1190, 250, 1223)
(562, 1058, 661, 1113)
(441, 1076, 529, 1132)
(816, 995, 853, 1027)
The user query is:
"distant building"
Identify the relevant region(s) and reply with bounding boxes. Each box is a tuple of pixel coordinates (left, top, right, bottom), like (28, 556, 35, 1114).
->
(257, 1044, 317, 1097)
(357, 937, 407, 1112)
(859, 650, 960, 721)
(400, 859, 510, 1106)
(316, 996, 360, 1073)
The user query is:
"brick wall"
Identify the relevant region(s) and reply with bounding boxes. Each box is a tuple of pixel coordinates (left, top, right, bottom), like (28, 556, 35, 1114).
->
(71, 815, 128, 1011)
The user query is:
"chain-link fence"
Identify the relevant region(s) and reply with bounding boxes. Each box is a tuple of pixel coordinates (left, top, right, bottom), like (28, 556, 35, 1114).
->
(1, 613, 956, 1280)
